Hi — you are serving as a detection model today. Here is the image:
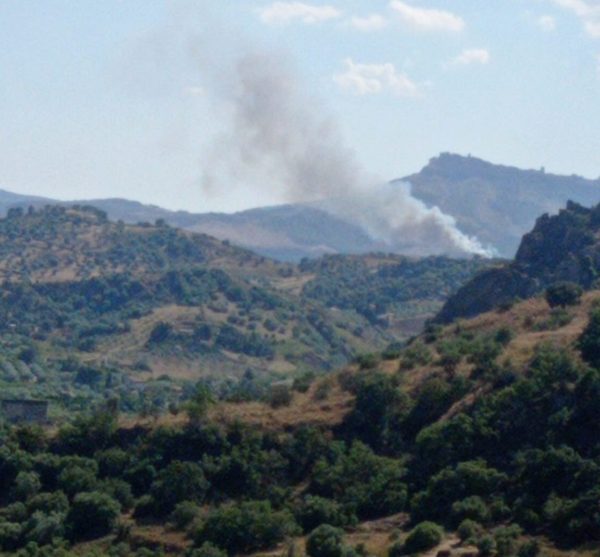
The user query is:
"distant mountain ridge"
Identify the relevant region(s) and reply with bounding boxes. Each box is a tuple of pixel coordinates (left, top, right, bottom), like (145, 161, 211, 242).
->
(0, 190, 381, 261)
(402, 153, 600, 256)
(2, 153, 599, 260)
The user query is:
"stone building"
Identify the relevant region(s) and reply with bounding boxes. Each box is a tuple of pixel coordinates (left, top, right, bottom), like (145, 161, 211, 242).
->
(1, 399, 49, 424)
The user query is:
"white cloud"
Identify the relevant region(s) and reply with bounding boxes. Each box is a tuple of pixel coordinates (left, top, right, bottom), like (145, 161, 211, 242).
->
(183, 86, 205, 97)
(333, 58, 419, 97)
(549, 0, 600, 37)
(350, 14, 388, 32)
(551, 0, 597, 18)
(537, 14, 557, 30)
(389, 0, 465, 32)
(258, 2, 342, 25)
(450, 48, 491, 66)
(584, 18, 600, 36)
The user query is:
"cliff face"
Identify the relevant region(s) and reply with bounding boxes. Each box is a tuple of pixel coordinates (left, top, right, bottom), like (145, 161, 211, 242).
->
(436, 201, 600, 323)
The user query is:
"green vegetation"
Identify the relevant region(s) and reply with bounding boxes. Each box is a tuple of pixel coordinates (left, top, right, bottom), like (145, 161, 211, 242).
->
(545, 282, 583, 308)
(399, 521, 443, 554)
(0, 206, 496, 413)
(301, 254, 493, 327)
(3, 201, 600, 557)
(1, 301, 599, 556)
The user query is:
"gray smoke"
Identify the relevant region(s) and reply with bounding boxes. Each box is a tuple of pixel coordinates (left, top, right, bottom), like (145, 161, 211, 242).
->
(201, 51, 492, 257)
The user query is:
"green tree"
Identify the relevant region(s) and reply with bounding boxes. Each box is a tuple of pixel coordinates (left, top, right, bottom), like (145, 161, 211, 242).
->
(579, 309, 600, 368)
(186, 384, 215, 426)
(150, 461, 209, 515)
(12, 471, 41, 501)
(306, 525, 345, 557)
(402, 522, 443, 554)
(66, 491, 121, 540)
(194, 501, 298, 554)
(295, 496, 350, 533)
(545, 282, 582, 308)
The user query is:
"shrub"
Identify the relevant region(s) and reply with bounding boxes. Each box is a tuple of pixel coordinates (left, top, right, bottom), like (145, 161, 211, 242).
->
(150, 461, 209, 515)
(545, 282, 582, 308)
(12, 471, 41, 501)
(293, 372, 316, 393)
(517, 540, 540, 557)
(269, 385, 293, 408)
(533, 308, 573, 331)
(23, 510, 66, 545)
(133, 494, 156, 519)
(355, 353, 379, 370)
(95, 448, 131, 478)
(148, 321, 172, 344)
(494, 327, 514, 346)
(456, 519, 482, 543)
(27, 492, 69, 515)
(579, 309, 600, 368)
(399, 342, 431, 371)
(194, 500, 299, 554)
(0, 502, 28, 523)
(476, 535, 496, 557)
(402, 522, 443, 554)
(306, 524, 345, 557)
(0, 522, 22, 551)
(100, 478, 134, 510)
(57, 465, 98, 497)
(188, 542, 227, 557)
(310, 442, 407, 520)
(494, 525, 522, 557)
(171, 501, 201, 530)
(296, 496, 350, 533)
(450, 496, 490, 526)
(66, 491, 121, 540)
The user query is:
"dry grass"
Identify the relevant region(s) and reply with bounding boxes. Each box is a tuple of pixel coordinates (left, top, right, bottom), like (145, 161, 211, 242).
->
(209, 377, 354, 431)
(454, 291, 600, 367)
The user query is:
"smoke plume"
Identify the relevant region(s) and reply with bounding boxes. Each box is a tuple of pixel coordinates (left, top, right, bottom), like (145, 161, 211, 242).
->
(202, 51, 492, 257)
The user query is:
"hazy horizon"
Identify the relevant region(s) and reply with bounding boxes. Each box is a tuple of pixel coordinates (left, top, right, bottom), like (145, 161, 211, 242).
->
(1, 1, 599, 213)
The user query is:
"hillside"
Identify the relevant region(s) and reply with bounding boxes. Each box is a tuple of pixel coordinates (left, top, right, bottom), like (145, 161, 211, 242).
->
(3, 153, 598, 261)
(402, 153, 600, 257)
(0, 206, 492, 415)
(2, 284, 600, 557)
(437, 200, 600, 323)
(0, 206, 378, 414)
(0, 190, 382, 262)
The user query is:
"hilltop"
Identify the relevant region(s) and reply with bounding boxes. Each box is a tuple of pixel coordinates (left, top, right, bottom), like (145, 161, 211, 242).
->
(403, 153, 600, 256)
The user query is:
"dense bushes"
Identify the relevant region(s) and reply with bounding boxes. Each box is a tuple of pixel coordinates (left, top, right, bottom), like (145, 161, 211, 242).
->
(398, 521, 443, 555)
(301, 255, 492, 325)
(65, 491, 120, 540)
(193, 501, 298, 554)
(545, 282, 582, 308)
(2, 314, 600, 556)
(306, 524, 349, 557)
(310, 442, 407, 520)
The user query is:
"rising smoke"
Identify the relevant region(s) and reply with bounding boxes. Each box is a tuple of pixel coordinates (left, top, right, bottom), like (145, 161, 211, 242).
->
(201, 51, 492, 257)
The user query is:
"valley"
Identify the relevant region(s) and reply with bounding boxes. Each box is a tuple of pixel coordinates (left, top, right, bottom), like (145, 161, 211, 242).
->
(0, 205, 493, 416)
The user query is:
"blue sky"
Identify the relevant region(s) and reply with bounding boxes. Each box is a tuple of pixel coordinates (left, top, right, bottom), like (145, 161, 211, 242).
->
(0, 0, 599, 212)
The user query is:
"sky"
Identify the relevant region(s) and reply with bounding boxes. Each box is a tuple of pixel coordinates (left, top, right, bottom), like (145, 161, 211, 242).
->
(0, 0, 599, 213)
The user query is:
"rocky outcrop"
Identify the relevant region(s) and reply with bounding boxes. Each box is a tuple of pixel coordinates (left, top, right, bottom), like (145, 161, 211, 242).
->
(436, 201, 600, 323)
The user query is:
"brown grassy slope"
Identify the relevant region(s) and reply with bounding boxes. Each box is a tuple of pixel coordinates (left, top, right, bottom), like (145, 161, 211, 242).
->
(0, 207, 284, 284)
(202, 291, 600, 432)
